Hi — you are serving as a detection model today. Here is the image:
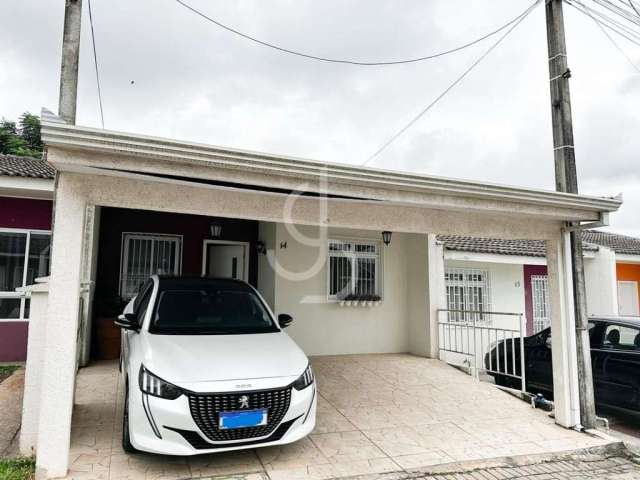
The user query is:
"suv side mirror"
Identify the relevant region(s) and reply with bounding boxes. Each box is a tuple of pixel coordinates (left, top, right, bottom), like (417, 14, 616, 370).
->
(278, 313, 293, 329)
(115, 313, 139, 332)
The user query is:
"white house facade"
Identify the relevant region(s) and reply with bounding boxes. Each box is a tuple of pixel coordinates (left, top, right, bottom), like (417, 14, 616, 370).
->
(438, 232, 640, 339)
(17, 109, 623, 478)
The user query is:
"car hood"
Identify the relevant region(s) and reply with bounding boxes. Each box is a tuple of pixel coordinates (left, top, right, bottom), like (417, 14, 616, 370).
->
(139, 331, 308, 385)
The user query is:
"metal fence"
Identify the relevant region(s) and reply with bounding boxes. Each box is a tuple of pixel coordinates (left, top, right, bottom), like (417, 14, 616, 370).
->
(437, 308, 527, 393)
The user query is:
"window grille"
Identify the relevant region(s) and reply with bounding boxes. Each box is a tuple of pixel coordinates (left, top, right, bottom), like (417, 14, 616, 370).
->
(531, 275, 550, 333)
(328, 239, 380, 300)
(445, 267, 491, 323)
(120, 233, 182, 300)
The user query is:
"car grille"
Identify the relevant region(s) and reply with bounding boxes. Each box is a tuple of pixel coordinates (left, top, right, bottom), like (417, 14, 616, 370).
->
(186, 386, 292, 442)
(165, 416, 300, 450)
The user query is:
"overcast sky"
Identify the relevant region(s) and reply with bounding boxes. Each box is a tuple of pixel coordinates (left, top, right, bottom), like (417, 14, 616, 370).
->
(1, 0, 639, 236)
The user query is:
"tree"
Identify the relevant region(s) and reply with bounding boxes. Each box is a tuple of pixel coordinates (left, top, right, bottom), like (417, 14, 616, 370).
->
(0, 112, 43, 157)
(19, 113, 42, 152)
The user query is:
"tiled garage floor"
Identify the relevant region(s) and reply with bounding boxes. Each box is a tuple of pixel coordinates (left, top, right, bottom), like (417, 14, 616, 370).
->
(65, 354, 611, 480)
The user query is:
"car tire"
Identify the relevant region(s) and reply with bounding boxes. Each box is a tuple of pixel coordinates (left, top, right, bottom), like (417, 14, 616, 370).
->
(122, 381, 139, 454)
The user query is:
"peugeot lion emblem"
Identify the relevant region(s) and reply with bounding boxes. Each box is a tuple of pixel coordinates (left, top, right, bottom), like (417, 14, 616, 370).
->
(238, 395, 250, 409)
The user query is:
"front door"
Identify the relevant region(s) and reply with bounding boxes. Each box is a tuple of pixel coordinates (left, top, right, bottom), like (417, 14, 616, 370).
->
(204, 243, 248, 280)
(618, 281, 640, 316)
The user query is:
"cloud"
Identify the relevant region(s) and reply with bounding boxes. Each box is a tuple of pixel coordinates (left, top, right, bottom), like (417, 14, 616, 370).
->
(0, 0, 638, 235)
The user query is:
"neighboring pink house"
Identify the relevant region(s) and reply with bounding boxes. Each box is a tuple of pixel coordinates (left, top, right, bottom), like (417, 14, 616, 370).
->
(0, 154, 54, 361)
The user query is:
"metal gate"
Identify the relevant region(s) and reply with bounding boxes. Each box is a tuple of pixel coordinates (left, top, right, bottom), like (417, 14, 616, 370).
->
(437, 308, 527, 393)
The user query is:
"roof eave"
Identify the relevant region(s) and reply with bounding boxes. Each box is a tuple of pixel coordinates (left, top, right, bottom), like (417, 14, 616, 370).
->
(40, 116, 622, 219)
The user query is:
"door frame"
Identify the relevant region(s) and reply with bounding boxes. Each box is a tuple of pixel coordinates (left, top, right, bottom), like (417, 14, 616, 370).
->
(201, 239, 250, 280)
(617, 280, 640, 316)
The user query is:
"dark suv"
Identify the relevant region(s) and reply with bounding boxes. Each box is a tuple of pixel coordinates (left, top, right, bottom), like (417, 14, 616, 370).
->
(486, 316, 640, 411)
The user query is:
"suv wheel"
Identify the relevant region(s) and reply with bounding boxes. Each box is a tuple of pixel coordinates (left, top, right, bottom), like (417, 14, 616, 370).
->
(122, 381, 139, 453)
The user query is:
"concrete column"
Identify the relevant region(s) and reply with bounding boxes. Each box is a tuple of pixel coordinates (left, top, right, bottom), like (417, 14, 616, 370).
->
(35, 174, 87, 479)
(18, 279, 50, 456)
(546, 233, 581, 429)
(427, 234, 445, 358)
(78, 205, 101, 367)
(406, 234, 430, 356)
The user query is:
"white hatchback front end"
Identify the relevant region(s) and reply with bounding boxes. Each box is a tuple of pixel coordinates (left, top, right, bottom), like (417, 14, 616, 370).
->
(118, 276, 316, 455)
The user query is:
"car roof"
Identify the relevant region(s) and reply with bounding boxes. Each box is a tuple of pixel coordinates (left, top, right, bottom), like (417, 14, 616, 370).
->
(153, 276, 253, 291)
(590, 315, 640, 327)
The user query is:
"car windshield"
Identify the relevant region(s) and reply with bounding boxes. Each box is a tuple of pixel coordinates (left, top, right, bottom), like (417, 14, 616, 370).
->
(150, 287, 279, 335)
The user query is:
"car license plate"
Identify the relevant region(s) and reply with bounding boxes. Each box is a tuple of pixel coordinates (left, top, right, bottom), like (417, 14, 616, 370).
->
(219, 409, 268, 430)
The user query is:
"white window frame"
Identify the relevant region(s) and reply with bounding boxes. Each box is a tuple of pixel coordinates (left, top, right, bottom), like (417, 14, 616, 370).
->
(618, 280, 640, 316)
(445, 267, 491, 323)
(0, 227, 52, 322)
(531, 274, 551, 333)
(119, 233, 183, 301)
(327, 238, 382, 301)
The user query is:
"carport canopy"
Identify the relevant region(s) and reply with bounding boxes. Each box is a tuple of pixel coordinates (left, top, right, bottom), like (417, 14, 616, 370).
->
(25, 109, 621, 478)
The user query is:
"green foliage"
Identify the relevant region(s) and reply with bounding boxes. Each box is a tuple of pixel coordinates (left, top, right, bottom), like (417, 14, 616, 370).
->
(0, 365, 20, 377)
(0, 112, 42, 158)
(18, 113, 42, 153)
(0, 458, 35, 480)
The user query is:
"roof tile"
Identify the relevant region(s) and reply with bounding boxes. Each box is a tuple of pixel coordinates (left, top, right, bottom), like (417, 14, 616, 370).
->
(583, 230, 640, 256)
(0, 153, 55, 179)
(437, 234, 600, 258)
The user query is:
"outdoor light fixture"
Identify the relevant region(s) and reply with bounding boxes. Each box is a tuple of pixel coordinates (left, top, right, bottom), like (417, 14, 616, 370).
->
(382, 231, 392, 246)
(210, 222, 223, 238)
(256, 240, 266, 255)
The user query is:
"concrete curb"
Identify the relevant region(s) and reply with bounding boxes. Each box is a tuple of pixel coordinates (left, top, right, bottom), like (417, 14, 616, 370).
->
(202, 443, 633, 480)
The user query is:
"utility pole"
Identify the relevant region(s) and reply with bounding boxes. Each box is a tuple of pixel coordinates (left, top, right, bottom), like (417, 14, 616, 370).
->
(59, 0, 83, 124)
(545, 0, 596, 429)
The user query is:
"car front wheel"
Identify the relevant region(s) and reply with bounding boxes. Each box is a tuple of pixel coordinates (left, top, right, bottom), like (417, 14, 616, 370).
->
(122, 381, 139, 454)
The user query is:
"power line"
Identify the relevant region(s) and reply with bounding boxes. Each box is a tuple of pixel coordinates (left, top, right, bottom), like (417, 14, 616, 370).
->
(566, 0, 640, 44)
(361, 0, 541, 166)
(630, 0, 640, 17)
(589, 0, 640, 27)
(580, 1, 640, 36)
(566, 0, 640, 46)
(87, 0, 105, 128)
(175, 0, 540, 66)
(574, 0, 640, 72)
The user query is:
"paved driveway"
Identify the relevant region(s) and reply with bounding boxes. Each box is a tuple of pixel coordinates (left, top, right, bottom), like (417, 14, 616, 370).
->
(65, 354, 612, 480)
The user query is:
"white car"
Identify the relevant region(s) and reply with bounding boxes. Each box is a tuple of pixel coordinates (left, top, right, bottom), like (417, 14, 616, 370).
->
(116, 275, 316, 455)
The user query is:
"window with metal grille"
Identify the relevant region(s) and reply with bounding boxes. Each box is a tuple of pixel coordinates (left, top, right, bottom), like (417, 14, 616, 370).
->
(120, 233, 182, 300)
(531, 274, 550, 333)
(327, 239, 381, 300)
(445, 267, 491, 323)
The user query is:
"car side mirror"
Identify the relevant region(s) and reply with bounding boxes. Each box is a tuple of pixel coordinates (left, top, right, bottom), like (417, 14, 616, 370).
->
(115, 313, 139, 332)
(278, 313, 293, 329)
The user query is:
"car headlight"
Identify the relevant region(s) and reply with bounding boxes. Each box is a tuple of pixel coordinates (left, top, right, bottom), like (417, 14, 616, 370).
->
(292, 364, 314, 391)
(139, 365, 183, 400)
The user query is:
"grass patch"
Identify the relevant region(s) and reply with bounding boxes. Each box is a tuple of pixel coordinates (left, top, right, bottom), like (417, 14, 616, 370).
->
(0, 458, 35, 480)
(0, 365, 19, 377)
(0, 365, 19, 384)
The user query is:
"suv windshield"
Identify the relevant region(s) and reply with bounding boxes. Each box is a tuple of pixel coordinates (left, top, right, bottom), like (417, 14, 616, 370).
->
(150, 285, 278, 335)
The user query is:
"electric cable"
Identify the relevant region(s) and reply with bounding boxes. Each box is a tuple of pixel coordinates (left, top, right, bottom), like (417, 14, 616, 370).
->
(88, 0, 105, 128)
(175, 0, 540, 66)
(361, 0, 541, 165)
